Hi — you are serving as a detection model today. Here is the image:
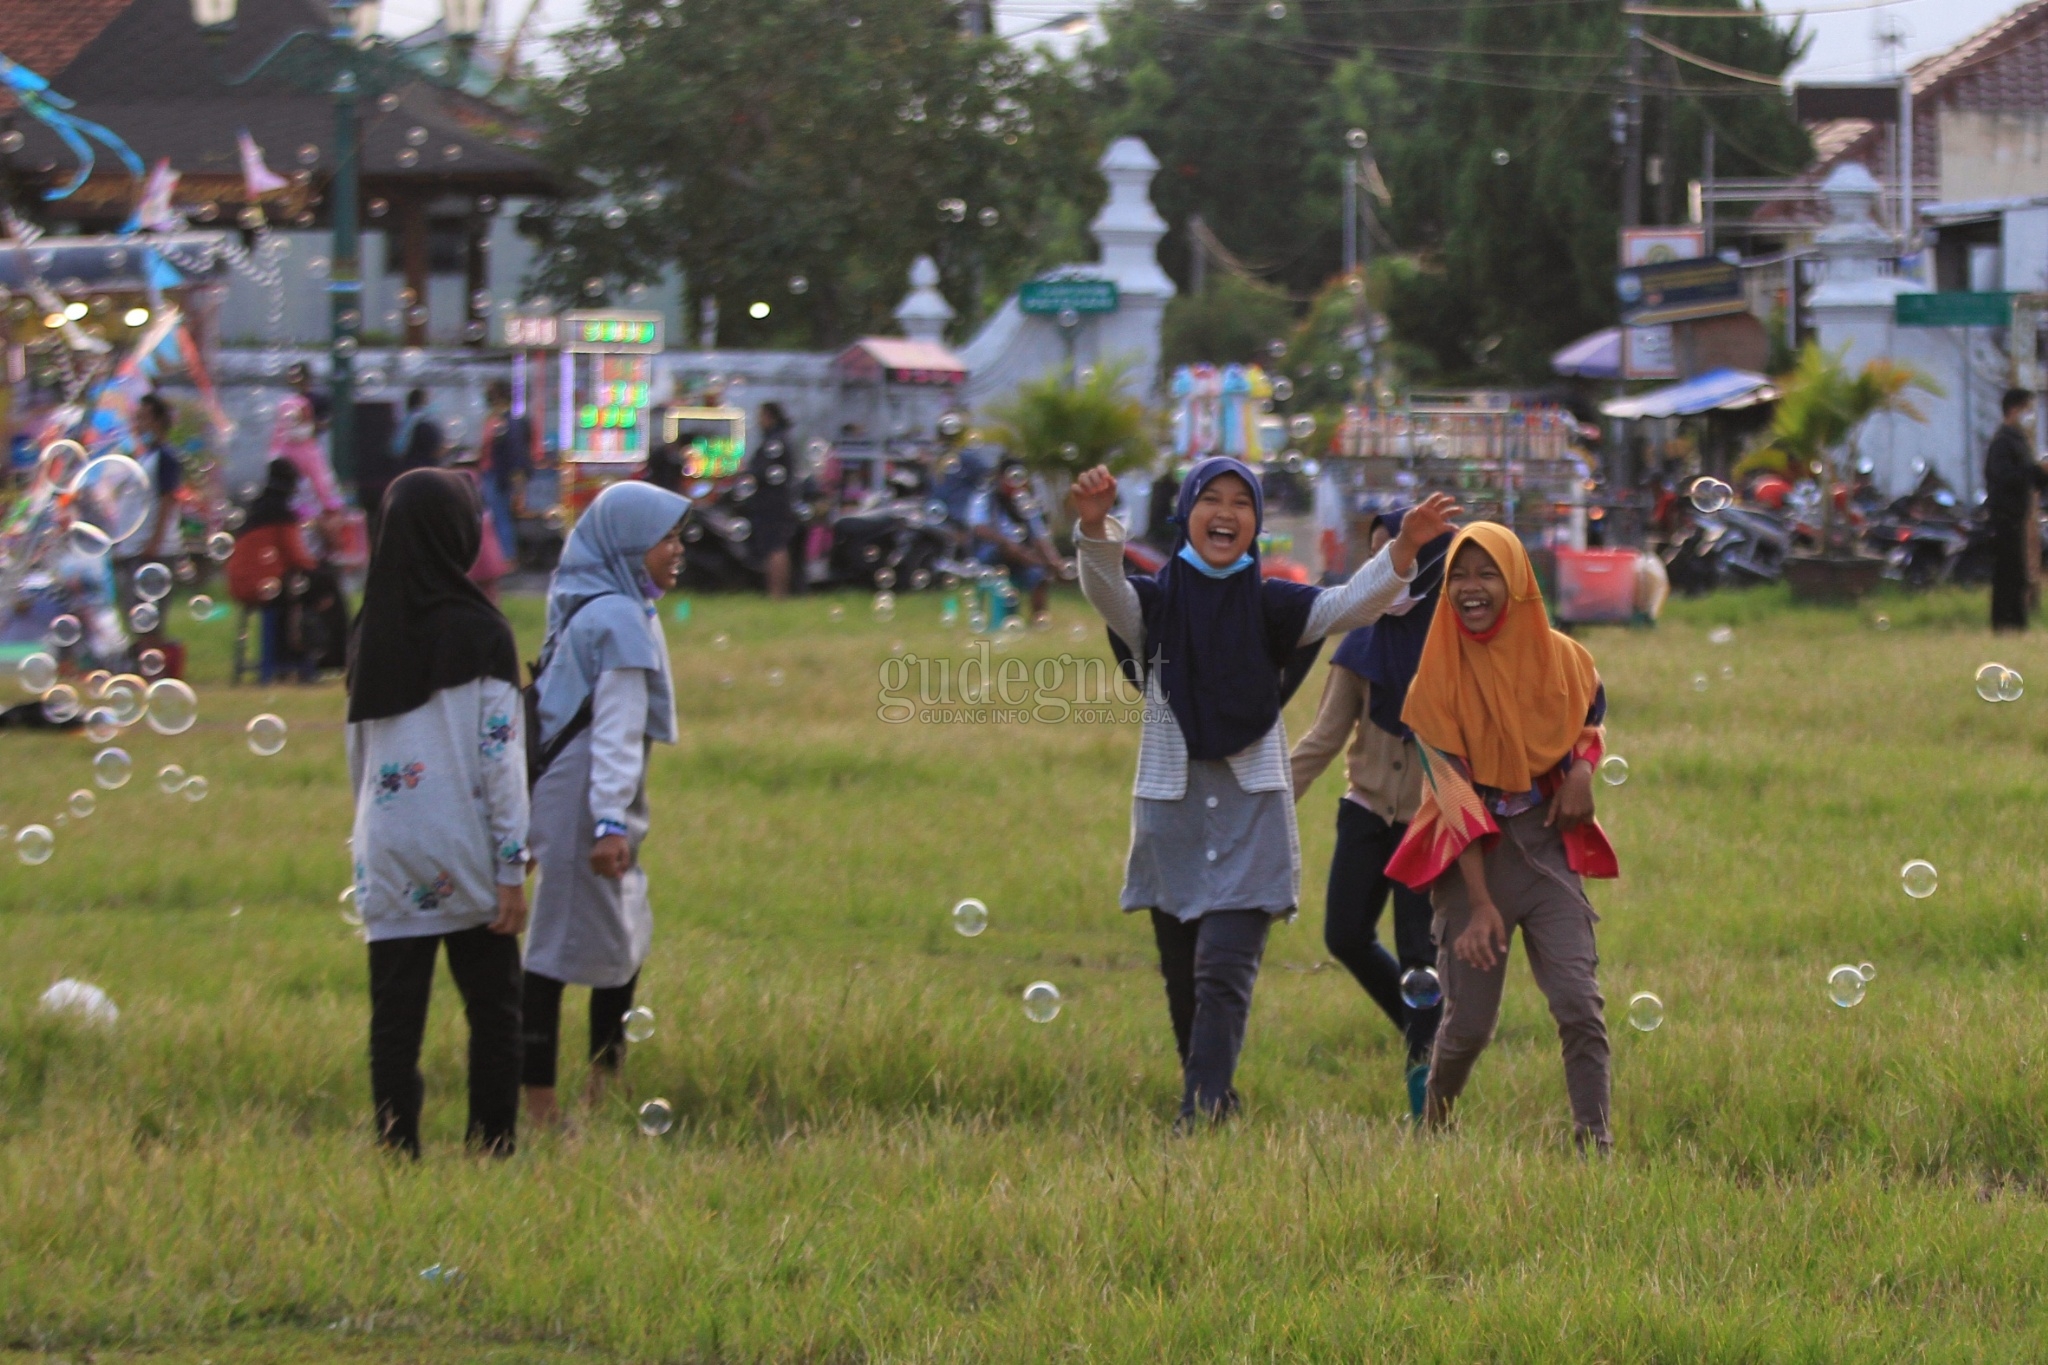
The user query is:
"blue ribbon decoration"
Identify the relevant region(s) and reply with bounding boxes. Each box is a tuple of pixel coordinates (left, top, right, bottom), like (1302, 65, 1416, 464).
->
(0, 51, 144, 200)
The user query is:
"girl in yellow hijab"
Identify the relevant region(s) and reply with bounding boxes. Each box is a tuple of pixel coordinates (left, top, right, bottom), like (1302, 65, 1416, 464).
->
(1385, 522, 1617, 1151)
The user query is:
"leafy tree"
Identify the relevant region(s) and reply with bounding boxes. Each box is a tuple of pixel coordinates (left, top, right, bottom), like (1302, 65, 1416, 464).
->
(536, 0, 1097, 347)
(1158, 271, 1295, 370)
(983, 361, 1156, 477)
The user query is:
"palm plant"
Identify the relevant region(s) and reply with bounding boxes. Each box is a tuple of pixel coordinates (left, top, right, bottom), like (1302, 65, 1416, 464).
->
(981, 360, 1157, 480)
(1765, 342, 1939, 555)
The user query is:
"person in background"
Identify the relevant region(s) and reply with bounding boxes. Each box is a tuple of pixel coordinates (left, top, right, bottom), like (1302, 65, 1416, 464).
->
(1290, 507, 1453, 1120)
(271, 391, 345, 550)
(1387, 524, 1617, 1153)
(112, 393, 184, 621)
(971, 457, 1062, 622)
(744, 401, 798, 598)
(287, 360, 331, 436)
(345, 469, 528, 1159)
(1984, 388, 2047, 633)
(479, 379, 531, 565)
(394, 388, 445, 472)
(645, 436, 685, 493)
(522, 481, 690, 1128)
(227, 460, 323, 684)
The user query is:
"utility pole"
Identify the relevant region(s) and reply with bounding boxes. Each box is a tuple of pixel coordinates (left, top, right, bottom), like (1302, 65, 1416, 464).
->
(1623, 18, 1644, 229)
(1342, 156, 1357, 277)
(1702, 125, 1716, 255)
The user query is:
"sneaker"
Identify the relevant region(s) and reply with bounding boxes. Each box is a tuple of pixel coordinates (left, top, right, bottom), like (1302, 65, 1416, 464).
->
(1405, 1062, 1430, 1122)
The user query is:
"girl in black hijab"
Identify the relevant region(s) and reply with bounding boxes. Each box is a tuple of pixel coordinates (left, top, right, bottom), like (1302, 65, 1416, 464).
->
(344, 469, 530, 1158)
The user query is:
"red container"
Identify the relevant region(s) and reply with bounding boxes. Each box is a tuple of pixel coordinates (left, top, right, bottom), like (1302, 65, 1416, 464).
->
(1553, 548, 1639, 625)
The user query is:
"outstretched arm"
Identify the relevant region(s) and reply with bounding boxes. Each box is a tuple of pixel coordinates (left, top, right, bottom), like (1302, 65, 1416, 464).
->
(1070, 466, 1145, 651)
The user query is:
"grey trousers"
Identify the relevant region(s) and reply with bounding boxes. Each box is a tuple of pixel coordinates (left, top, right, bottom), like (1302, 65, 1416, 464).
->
(1426, 807, 1611, 1148)
(1150, 909, 1271, 1120)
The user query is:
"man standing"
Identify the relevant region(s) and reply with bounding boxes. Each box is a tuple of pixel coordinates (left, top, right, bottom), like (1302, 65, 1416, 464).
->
(1985, 388, 2047, 632)
(480, 380, 531, 563)
(114, 393, 183, 594)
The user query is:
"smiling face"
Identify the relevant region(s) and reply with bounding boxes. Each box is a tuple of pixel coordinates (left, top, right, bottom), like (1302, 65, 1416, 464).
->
(643, 526, 685, 593)
(1186, 472, 1258, 568)
(1446, 540, 1509, 634)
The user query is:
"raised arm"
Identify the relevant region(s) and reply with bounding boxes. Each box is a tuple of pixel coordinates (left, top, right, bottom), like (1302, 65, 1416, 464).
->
(1071, 466, 1146, 653)
(1302, 491, 1459, 642)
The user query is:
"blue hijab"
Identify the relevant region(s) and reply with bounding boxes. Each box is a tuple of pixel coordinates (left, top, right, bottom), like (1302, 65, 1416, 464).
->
(1108, 457, 1323, 762)
(535, 481, 691, 745)
(1330, 506, 1452, 739)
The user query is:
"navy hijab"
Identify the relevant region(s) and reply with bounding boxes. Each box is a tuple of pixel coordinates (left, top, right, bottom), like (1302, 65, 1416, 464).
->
(1108, 457, 1322, 761)
(1330, 506, 1452, 738)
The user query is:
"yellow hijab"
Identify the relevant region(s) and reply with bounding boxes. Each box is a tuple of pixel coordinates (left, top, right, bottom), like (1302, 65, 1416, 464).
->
(1398, 522, 1599, 791)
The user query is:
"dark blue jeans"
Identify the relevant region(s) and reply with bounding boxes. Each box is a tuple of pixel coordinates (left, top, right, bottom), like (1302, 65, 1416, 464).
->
(1150, 908, 1270, 1120)
(1325, 800, 1441, 1064)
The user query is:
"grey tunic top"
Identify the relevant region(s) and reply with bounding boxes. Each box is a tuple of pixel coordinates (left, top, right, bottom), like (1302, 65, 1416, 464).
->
(1076, 522, 1415, 920)
(525, 668, 656, 987)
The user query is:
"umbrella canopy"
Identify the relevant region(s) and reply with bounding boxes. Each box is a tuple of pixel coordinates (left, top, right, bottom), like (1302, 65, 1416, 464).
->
(1601, 368, 1775, 420)
(1551, 327, 1622, 379)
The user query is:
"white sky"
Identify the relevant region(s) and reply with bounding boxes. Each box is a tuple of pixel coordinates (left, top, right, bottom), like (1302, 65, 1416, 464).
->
(373, 0, 2038, 86)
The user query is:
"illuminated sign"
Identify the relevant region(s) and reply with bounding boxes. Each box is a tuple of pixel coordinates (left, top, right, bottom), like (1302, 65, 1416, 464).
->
(563, 310, 664, 354)
(502, 315, 559, 347)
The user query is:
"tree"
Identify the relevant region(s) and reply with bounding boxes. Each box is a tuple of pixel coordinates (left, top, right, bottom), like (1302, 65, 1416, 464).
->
(537, 0, 1097, 348)
(1762, 343, 1936, 554)
(1158, 272, 1294, 371)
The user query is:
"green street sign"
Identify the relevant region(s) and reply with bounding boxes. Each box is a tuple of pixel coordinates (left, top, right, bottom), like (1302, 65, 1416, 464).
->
(1896, 292, 2012, 327)
(1019, 278, 1119, 315)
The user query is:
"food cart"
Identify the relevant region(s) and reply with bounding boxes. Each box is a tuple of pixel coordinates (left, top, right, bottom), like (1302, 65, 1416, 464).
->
(555, 310, 662, 513)
(661, 406, 747, 481)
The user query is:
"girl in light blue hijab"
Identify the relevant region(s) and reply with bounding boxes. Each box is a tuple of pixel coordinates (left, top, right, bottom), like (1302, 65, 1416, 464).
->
(522, 481, 689, 1128)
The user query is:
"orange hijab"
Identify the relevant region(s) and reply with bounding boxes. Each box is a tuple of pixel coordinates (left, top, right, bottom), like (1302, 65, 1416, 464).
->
(1398, 522, 1599, 791)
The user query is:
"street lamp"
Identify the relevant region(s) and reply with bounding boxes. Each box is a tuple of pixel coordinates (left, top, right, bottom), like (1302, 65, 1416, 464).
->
(189, 0, 464, 496)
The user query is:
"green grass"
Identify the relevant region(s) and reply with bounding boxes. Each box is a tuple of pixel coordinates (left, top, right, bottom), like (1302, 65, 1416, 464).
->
(6, 581, 2048, 1360)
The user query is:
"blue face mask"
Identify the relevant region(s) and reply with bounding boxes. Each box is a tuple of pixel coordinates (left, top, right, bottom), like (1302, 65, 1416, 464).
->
(1177, 542, 1255, 578)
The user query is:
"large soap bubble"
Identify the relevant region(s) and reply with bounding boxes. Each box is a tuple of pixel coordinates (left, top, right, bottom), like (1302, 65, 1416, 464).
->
(66, 454, 154, 544)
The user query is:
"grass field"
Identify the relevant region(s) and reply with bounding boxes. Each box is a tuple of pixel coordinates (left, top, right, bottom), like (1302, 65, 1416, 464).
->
(6, 580, 2048, 1361)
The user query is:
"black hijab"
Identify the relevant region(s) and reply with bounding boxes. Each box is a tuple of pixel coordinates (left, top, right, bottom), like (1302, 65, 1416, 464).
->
(243, 458, 301, 531)
(1330, 506, 1453, 738)
(346, 468, 519, 723)
(1107, 457, 1322, 761)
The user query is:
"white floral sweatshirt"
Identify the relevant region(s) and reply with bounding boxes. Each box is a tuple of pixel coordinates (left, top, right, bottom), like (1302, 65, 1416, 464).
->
(346, 678, 530, 942)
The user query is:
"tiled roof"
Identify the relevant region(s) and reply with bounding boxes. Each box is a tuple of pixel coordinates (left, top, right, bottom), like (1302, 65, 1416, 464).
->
(0, 0, 133, 83)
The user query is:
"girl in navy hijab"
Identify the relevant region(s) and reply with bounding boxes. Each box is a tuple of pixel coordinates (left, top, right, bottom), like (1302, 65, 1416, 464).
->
(1072, 459, 1456, 1125)
(1290, 506, 1455, 1119)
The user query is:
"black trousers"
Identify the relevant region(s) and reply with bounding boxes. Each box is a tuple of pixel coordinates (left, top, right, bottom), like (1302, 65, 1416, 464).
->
(1324, 800, 1442, 1064)
(367, 926, 523, 1158)
(1992, 520, 2031, 631)
(1150, 909, 1270, 1120)
(520, 970, 639, 1089)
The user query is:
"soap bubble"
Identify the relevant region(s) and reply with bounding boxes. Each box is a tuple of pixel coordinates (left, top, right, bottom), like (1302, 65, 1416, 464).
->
(38, 978, 117, 1025)
(1265, 0, 1286, 17)
(145, 678, 198, 734)
(1627, 991, 1665, 1032)
(15, 825, 55, 865)
(1688, 477, 1732, 514)
(1271, 376, 1295, 402)
(1691, 673, 1708, 693)
(189, 595, 216, 622)
(1491, 147, 1511, 165)
(82, 707, 119, 744)
(129, 602, 160, 634)
(1858, 961, 1876, 981)
(138, 650, 166, 678)
(732, 474, 757, 500)
(1900, 859, 1937, 899)
(828, 604, 845, 622)
(2000, 667, 2026, 702)
(18, 651, 58, 695)
(1977, 663, 2010, 701)
(952, 897, 988, 937)
(1707, 625, 1733, 645)
(711, 631, 730, 650)
(622, 1006, 656, 1043)
(68, 789, 95, 818)
(157, 763, 187, 794)
(102, 675, 146, 726)
(765, 668, 785, 687)
(1873, 614, 1891, 631)
(206, 531, 235, 562)
(46, 614, 82, 648)
(133, 562, 173, 602)
(182, 776, 210, 802)
(1022, 981, 1062, 1023)
(246, 714, 288, 756)
(1288, 414, 1316, 441)
(603, 205, 629, 229)
(1598, 754, 1629, 786)
(637, 1098, 675, 1136)
(874, 566, 897, 591)
(67, 454, 154, 542)
(68, 523, 112, 558)
(93, 747, 132, 789)
(42, 684, 81, 723)
(1719, 664, 1735, 682)
(340, 886, 364, 927)
(1827, 964, 1867, 1008)
(873, 592, 896, 622)
(1398, 966, 1441, 1010)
